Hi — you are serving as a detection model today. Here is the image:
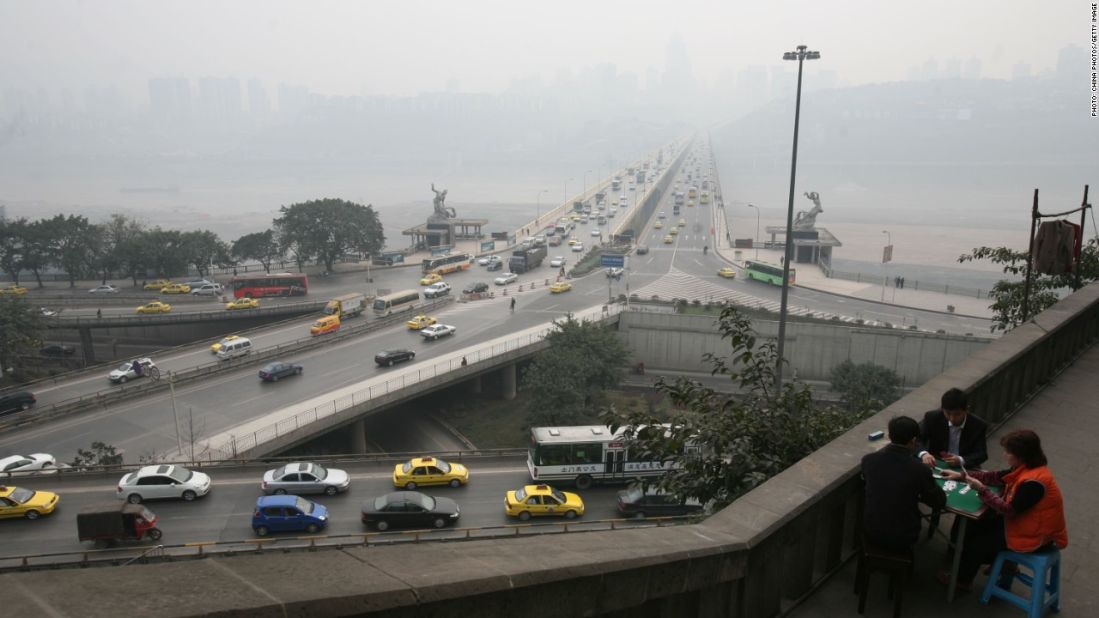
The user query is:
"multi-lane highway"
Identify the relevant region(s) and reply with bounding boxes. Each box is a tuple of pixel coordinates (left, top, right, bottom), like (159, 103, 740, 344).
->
(0, 456, 642, 563)
(2, 140, 990, 467)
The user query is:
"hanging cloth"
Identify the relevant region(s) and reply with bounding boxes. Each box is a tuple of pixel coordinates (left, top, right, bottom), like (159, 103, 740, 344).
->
(1033, 220, 1077, 275)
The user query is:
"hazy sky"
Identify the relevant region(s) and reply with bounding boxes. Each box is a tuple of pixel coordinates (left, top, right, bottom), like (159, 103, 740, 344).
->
(0, 1, 1085, 99)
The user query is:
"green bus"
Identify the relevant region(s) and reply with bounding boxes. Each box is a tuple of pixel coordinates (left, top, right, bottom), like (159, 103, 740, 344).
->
(744, 260, 796, 286)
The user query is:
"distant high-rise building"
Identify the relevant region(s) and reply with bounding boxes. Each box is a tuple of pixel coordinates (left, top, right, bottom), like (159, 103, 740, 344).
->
(1055, 45, 1086, 85)
(246, 79, 271, 116)
(198, 77, 242, 120)
(148, 78, 192, 121)
(1012, 62, 1032, 80)
(277, 83, 311, 119)
(962, 57, 982, 80)
(663, 33, 695, 95)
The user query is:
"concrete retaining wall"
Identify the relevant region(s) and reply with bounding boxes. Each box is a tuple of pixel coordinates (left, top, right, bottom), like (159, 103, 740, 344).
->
(619, 311, 990, 384)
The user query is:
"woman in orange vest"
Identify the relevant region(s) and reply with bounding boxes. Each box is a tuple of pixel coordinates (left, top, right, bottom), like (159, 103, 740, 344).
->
(938, 429, 1068, 590)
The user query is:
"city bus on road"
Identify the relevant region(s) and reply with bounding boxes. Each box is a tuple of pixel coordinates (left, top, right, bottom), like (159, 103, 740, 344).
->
(421, 253, 472, 276)
(743, 260, 796, 286)
(527, 425, 691, 490)
(372, 289, 421, 317)
(230, 273, 308, 298)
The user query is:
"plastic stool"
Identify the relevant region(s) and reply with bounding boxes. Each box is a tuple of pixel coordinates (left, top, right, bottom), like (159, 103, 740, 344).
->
(854, 540, 912, 617)
(980, 548, 1061, 617)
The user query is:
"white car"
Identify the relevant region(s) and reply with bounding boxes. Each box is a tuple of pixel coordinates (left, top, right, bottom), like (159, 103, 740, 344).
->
(423, 282, 452, 299)
(658, 211, 666, 219)
(549, 256, 566, 267)
(571, 242, 585, 253)
(0, 454, 57, 476)
(420, 324, 456, 340)
(117, 464, 212, 503)
(190, 283, 224, 296)
(477, 255, 502, 266)
(39, 307, 58, 317)
(494, 272, 519, 286)
(109, 358, 156, 384)
(591, 229, 602, 237)
(89, 285, 119, 294)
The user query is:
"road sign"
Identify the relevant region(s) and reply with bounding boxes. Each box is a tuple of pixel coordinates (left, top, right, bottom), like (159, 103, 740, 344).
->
(480, 241, 495, 252)
(882, 245, 894, 264)
(431, 245, 453, 256)
(601, 254, 626, 268)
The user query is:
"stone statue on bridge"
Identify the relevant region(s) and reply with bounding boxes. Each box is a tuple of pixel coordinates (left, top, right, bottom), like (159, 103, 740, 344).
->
(793, 191, 823, 230)
(429, 183, 457, 222)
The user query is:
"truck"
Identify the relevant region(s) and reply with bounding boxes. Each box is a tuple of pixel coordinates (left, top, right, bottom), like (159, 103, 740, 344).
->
(324, 293, 366, 318)
(611, 178, 622, 191)
(508, 245, 547, 274)
(595, 191, 606, 204)
(573, 200, 585, 213)
(636, 170, 646, 184)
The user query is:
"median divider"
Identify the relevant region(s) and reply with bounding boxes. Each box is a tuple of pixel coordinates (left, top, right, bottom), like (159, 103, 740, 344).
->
(0, 298, 453, 434)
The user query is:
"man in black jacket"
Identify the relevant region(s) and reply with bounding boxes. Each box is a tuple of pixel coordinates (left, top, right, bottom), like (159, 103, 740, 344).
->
(862, 416, 947, 553)
(918, 388, 988, 469)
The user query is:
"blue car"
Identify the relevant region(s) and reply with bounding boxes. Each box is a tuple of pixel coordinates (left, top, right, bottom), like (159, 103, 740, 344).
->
(251, 495, 328, 536)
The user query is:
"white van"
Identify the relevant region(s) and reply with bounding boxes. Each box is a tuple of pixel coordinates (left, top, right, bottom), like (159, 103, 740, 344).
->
(216, 337, 253, 360)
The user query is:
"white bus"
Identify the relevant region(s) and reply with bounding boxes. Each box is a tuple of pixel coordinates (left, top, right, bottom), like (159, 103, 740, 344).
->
(372, 289, 420, 317)
(527, 425, 689, 490)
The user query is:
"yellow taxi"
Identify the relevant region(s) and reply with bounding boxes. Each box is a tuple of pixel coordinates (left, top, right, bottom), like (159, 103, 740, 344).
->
(160, 283, 191, 294)
(688, 200, 695, 207)
(504, 484, 585, 521)
(663, 235, 675, 244)
(718, 267, 737, 279)
(392, 456, 470, 490)
(0, 285, 27, 296)
(677, 218, 687, 227)
(570, 214, 581, 222)
(226, 297, 259, 310)
(654, 221, 664, 229)
(0, 485, 59, 520)
(135, 301, 171, 314)
(419, 273, 443, 286)
(210, 335, 240, 354)
(549, 281, 572, 293)
(406, 314, 437, 330)
(568, 238, 579, 246)
(143, 279, 172, 291)
(669, 228, 679, 236)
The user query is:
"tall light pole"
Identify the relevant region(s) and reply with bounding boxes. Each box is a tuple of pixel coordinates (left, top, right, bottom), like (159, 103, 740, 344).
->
(775, 44, 820, 390)
(881, 229, 892, 302)
(747, 203, 761, 260)
(535, 189, 549, 227)
(564, 177, 573, 207)
(583, 169, 593, 201)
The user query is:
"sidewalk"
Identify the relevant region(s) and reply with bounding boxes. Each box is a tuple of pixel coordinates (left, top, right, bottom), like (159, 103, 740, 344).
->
(710, 205, 994, 319)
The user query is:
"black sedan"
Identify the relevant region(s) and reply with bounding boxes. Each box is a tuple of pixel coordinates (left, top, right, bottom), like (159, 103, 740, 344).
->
(374, 349, 415, 367)
(39, 344, 76, 356)
(615, 484, 704, 519)
(258, 362, 303, 382)
(0, 391, 36, 417)
(361, 491, 460, 531)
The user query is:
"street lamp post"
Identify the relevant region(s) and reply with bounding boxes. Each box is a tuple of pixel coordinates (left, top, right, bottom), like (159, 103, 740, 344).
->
(583, 169, 592, 201)
(775, 44, 820, 390)
(535, 189, 549, 227)
(881, 230, 892, 302)
(747, 203, 761, 260)
(564, 178, 573, 208)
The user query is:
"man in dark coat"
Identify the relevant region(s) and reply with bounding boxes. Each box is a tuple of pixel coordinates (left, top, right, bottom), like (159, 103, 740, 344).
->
(862, 416, 947, 553)
(918, 388, 989, 469)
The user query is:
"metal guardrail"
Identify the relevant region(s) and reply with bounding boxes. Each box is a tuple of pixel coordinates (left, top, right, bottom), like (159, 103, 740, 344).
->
(202, 305, 625, 460)
(47, 300, 328, 328)
(0, 298, 453, 433)
(0, 514, 698, 573)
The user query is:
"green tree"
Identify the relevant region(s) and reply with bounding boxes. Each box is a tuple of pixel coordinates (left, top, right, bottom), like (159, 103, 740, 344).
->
(829, 360, 902, 413)
(232, 229, 283, 273)
(19, 219, 53, 288)
(0, 218, 28, 284)
(274, 198, 385, 272)
(45, 214, 100, 287)
(180, 229, 230, 278)
(601, 306, 871, 509)
(70, 442, 124, 468)
(0, 297, 44, 375)
(959, 238, 1099, 331)
(143, 228, 189, 281)
(520, 315, 629, 426)
(96, 214, 146, 285)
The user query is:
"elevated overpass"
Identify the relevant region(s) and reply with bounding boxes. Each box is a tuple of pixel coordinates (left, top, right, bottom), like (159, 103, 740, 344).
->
(4, 283, 1092, 617)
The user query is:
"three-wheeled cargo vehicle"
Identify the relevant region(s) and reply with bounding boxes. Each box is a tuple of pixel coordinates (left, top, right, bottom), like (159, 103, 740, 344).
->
(77, 503, 162, 546)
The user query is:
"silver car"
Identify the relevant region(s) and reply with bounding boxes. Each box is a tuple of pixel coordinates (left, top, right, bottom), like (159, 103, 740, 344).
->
(0, 453, 56, 476)
(261, 462, 350, 496)
(117, 464, 212, 504)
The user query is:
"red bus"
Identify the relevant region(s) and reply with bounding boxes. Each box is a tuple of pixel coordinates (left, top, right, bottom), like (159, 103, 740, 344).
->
(230, 273, 309, 298)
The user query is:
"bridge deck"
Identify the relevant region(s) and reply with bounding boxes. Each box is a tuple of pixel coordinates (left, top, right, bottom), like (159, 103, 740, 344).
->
(789, 342, 1098, 617)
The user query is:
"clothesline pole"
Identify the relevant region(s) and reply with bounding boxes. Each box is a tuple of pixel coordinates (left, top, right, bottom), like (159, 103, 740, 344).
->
(1074, 184, 1090, 292)
(1022, 188, 1039, 322)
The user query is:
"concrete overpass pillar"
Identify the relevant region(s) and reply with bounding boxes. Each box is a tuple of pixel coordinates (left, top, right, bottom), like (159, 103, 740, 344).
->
(78, 326, 96, 364)
(501, 363, 517, 400)
(349, 418, 367, 454)
(466, 375, 482, 395)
